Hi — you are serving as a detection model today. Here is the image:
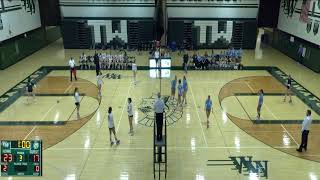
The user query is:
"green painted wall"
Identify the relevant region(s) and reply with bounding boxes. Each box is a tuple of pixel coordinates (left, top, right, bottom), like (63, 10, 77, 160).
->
(272, 29, 320, 73)
(242, 21, 258, 49)
(0, 26, 61, 70)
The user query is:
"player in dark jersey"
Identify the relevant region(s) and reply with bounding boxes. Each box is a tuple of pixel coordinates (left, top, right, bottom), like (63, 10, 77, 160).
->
(256, 89, 264, 120)
(283, 75, 293, 103)
(26, 78, 36, 104)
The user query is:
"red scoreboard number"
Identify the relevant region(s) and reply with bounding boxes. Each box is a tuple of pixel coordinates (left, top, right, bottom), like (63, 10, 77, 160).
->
(29, 154, 40, 162)
(1, 154, 13, 162)
(34, 165, 40, 172)
(1, 165, 8, 172)
(33, 154, 40, 162)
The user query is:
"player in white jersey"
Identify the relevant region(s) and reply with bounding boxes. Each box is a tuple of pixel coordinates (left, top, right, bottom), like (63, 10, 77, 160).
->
(74, 87, 80, 117)
(107, 107, 120, 146)
(119, 54, 124, 69)
(127, 98, 134, 136)
(101, 53, 106, 70)
(107, 54, 112, 69)
(97, 72, 104, 98)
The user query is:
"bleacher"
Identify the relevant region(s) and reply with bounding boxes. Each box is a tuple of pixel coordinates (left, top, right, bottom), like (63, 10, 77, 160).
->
(191, 48, 243, 70)
(78, 51, 136, 70)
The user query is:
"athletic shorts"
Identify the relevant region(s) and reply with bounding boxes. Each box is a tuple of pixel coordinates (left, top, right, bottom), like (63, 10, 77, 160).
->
(27, 89, 33, 93)
(286, 85, 291, 89)
(128, 115, 133, 118)
(75, 102, 80, 106)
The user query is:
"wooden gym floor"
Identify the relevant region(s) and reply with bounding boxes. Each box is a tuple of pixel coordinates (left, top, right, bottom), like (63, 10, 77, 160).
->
(0, 36, 320, 180)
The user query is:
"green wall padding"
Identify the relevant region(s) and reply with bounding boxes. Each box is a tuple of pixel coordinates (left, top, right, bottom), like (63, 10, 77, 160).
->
(0, 26, 61, 70)
(272, 29, 320, 73)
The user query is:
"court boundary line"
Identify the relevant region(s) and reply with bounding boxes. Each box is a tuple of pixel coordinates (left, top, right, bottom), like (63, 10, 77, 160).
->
(246, 81, 299, 146)
(217, 75, 320, 162)
(23, 101, 58, 140)
(116, 83, 132, 133)
(189, 81, 208, 147)
(78, 78, 122, 179)
(46, 145, 298, 151)
(245, 81, 255, 93)
(213, 102, 237, 176)
(234, 95, 252, 120)
(229, 96, 320, 122)
(66, 96, 85, 122)
(280, 124, 299, 146)
(1, 67, 318, 164)
(23, 82, 76, 140)
(264, 103, 299, 146)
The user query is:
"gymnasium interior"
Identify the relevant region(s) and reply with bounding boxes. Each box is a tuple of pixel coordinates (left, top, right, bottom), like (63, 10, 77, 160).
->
(0, 0, 320, 179)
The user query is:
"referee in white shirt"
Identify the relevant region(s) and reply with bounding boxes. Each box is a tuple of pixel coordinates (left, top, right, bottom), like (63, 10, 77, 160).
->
(69, 57, 77, 81)
(154, 93, 165, 141)
(297, 110, 312, 152)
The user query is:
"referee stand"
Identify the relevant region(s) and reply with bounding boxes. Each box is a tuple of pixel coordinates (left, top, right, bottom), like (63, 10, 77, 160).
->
(153, 112, 167, 180)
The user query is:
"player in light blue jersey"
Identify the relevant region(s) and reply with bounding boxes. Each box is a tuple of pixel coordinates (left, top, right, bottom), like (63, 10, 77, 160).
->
(178, 79, 183, 105)
(171, 75, 177, 100)
(205, 95, 213, 128)
(182, 76, 188, 105)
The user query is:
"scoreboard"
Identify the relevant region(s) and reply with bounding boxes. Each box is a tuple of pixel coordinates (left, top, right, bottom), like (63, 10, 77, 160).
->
(149, 58, 171, 68)
(0, 140, 42, 176)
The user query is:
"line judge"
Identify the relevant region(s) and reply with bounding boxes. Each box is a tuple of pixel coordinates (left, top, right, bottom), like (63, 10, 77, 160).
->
(69, 57, 77, 81)
(297, 110, 312, 152)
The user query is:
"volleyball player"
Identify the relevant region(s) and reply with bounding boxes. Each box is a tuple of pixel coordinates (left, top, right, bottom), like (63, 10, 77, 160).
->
(108, 107, 120, 146)
(74, 87, 80, 117)
(26, 78, 36, 104)
(283, 75, 292, 103)
(178, 79, 183, 105)
(127, 98, 134, 136)
(182, 76, 188, 105)
(205, 95, 213, 128)
(256, 89, 264, 120)
(79, 52, 86, 70)
(97, 71, 104, 98)
(154, 48, 160, 68)
(132, 63, 137, 85)
(107, 54, 112, 69)
(171, 75, 177, 100)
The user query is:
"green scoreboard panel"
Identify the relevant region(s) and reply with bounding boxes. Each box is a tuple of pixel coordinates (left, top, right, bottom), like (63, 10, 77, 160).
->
(0, 140, 42, 176)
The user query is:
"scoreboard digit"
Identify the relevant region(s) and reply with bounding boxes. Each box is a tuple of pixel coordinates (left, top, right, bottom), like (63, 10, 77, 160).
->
(0, 140, 42, 176)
